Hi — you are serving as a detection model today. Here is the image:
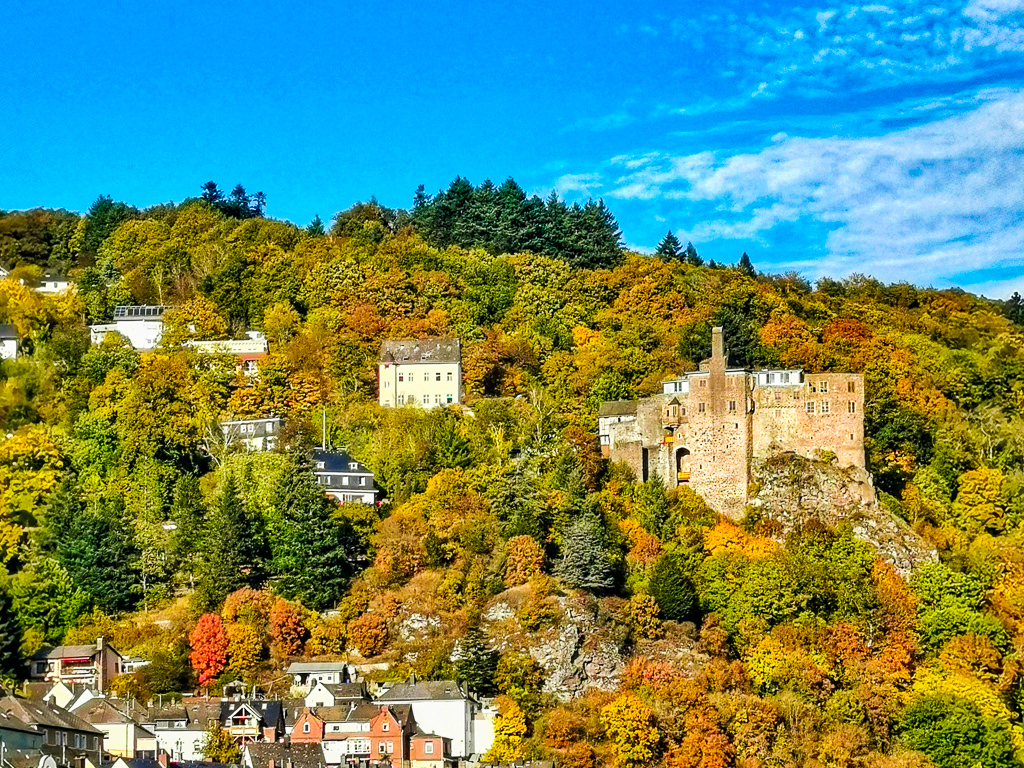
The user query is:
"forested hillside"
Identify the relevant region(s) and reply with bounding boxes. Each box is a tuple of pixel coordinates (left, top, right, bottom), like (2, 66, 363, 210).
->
(2, 179, 1024, 768)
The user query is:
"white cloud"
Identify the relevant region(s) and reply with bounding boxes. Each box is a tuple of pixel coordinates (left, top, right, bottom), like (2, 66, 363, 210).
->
(553, 173, 603, 197)
(599, 90, 1024, 285)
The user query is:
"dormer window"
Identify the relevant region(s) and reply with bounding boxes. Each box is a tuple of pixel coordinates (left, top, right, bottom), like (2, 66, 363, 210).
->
(316, 462, 325, 470)
(303, 723, 311, 734)
(382, 722, 389, 732)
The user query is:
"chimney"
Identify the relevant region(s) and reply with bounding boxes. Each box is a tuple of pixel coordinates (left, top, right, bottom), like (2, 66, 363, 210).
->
(711, 327, 725, 366)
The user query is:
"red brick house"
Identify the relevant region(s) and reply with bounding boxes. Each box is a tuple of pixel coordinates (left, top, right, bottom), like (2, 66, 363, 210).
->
(290, 709, 325, 743)
(368, 705, 413, 766)
(409, 733, 451, 768)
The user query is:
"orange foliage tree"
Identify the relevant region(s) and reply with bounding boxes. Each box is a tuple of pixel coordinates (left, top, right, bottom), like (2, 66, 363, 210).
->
(189, 613, 229, 686)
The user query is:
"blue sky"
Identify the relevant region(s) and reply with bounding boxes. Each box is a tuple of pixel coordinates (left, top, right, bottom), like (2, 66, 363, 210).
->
(2, 1, 1023, 297)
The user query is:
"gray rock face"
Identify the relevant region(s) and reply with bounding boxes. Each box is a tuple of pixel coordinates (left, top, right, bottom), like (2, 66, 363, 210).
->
(749, 452, 936, 576)
(483, 594, 624, 701)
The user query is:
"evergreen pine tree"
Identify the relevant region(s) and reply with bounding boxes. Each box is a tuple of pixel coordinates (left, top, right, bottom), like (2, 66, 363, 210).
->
(305, 215, 325, 236)
(738, 252, 756, 277)
(171, 475, 207, 590)
(0, 586, 22, 677)
(454, 625, 499, 695)
(56, 499, 139, 613)
(655, 231, 683, 261)
(554, 514, 616, 592)
(271, 456, 363, 611)
(196, 474, 263, 609)
(684, 241, 703, 266)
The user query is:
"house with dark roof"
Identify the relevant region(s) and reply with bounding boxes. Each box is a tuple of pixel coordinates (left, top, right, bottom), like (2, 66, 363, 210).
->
(70, 697, 156, 759)
(28, 638, 122, 691)
(311, 450, 379, 506)
(375, 681, 480, 758)
(137, 700, 220, 762)
(35, 272, 72, 295)
(0, 324, 17, 360)
(0, 709, 45, 751)
(0, 694, 104, 767)
(286, 662, 351, 688)
(377, 338, 462, 409)
(303, 682, 367, 709)
(241, 742, 326, 768)
(219, 700, 286, 745)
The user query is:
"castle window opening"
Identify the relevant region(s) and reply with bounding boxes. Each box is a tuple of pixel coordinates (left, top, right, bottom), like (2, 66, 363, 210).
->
(850, 433, 855, 441)
(729, 400, 736, 412)
(848, 381, 855, 392)
(806, 401, 815, 414)
(820, 381, 829, 393)
(821, 401, 830, 414)
(848, 401, 856, 413)
(700, 379, 707, 388)
(698, 402, 706, 413)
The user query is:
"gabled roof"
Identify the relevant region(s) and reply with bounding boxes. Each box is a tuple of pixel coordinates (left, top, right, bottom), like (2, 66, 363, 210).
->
(310, 449, 371, 475)
(376, 680, 471, 703)
(378, 338, 461, 365)
(310, 682, 367, 701)
(597, 399, 638, 418)
(315, 703, 378, 724)
(244, 742, 326, 768)
(287, 661, 350, 673)
(0, 711, 41, 736)
(375, 704, 413, 729)
(0, 696, 103, 734)
(219, 699, 284, 727)
(71, 698, 138, 726)
(32, 641, 122, 661)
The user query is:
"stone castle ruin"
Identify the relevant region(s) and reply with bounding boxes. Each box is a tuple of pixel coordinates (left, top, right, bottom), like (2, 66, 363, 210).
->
(599, 327, 866, 519)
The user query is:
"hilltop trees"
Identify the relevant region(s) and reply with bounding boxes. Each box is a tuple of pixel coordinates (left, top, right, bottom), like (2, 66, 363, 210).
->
(655, 231, 682, 260)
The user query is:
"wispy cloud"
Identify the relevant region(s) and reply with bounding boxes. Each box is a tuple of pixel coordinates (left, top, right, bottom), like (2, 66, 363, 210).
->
(592, 89, 1024, 286)
(553, 173, 603, 197)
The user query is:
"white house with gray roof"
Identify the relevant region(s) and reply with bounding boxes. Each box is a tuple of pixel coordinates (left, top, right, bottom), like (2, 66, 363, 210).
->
(378, 338, 462, 409)
(375, 680, 480, 758)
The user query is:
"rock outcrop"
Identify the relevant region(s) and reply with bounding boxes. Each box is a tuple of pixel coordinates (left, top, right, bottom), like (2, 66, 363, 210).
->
(749, 452, 936, 575)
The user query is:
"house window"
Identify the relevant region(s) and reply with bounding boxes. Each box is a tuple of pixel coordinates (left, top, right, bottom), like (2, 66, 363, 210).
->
(342, 476, 349, 486)
(820, 381, 829, 393)
(383, 722, 389, 732)
(806, 402, 815, 414)
(728, 400, 736, 412)
(398, 395, 404, 405)
(424, 372, 430, 382)
(698, 403, 706, 413)
(303, 723, 311, 734)
(379, 743, 387, 754)
(194, 741, 202, 752)
(848, 401, 856, 413)
(821, 401, 830, 414)
(435, 394, 442, 404)
(848, 381, 855, 392)
(436, 372, 441, 381)
(359, 477, 366, 486)
(425, 742, 434, 755)
(447, 372, 453, 382)
(398, 373, 404, 382)
(782, 372, 791, 384)
(34, 661, 45, 674)
(386, 741, 394, 754)
(699, 379, 707, 387)
(681, 407, 686, 416)
(333, 726, 341, 732)
(408, 395, 416, 404)
(600, 434, 610, 445)
(768, 373, 776, 384)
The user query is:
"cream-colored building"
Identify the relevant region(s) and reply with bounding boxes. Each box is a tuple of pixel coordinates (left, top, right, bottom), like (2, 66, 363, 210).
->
(378, 338, 462, 409)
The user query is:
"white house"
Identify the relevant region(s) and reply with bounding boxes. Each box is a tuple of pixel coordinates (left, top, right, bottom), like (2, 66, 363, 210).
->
(221, 417, 283, 452)
(0, 324, 17, 360)
(304, 681, 367, 709)
(378, 338, 462, 409)
(36, 272, 73, 294)
(186, 333, 268, 376)
(89, 305, 165, 350)
(312, 450, 379, 505)
(375, 680, 480, 758)
(287, 661, 353, 688)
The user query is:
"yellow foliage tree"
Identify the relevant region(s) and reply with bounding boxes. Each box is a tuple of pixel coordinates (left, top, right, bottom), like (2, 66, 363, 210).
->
(0, 426, 64, 563)
(162, 295, 229, 345)
(601, 694, 660, 768)
(484, 695, 528, 763)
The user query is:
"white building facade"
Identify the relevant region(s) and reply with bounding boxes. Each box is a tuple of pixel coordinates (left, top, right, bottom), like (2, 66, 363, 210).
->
(378, 338, 462, 409)
(89, 305, 165, 350)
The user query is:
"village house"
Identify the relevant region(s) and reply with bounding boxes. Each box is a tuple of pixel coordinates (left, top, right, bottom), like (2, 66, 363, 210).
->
(375, 681, 480, 759)
(598, 326, 866, 519)
(221, 417, 283, 453)
(312, 450, 379, 506)
(137, 701, 215, 763)
(303, 682, 368, 709)
(0, 695, 104, 768)
(28, 639, 122, 691)
(185, 332, 269, 376)
(377, 339, 462, 409)
(242, 742, 327, 768)
(70, 697, 156, 759)
(408, 733, 452, 768)
(218, 700, 286, 745)
(0, 324, 18, 360)
(89, 305, 166, 350)
(368, 705, 414, 767)
(35, 272, 72, 294)
(287, 662, 352, 689)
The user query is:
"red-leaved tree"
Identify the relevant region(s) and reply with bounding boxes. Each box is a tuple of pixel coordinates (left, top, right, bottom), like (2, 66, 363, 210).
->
(190, 613, 229, 686)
